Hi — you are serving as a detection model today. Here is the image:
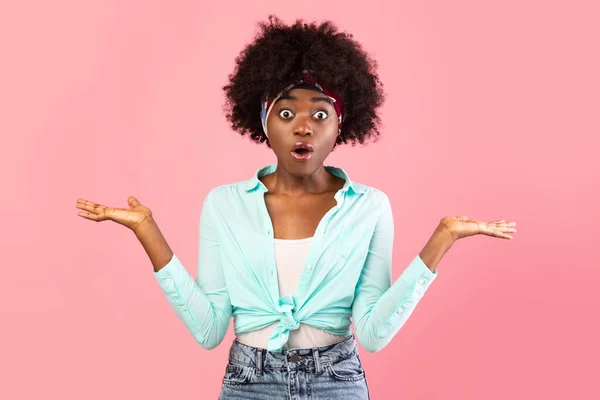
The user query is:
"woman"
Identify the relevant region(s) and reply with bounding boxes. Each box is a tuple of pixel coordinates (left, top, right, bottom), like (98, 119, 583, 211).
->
(75, 16, 517, 399)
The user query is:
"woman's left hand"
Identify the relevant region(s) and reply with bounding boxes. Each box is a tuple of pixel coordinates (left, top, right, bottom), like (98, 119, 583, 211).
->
(438, 215, 517, 241)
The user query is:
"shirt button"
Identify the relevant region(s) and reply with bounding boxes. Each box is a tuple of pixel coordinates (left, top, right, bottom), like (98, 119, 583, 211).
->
(165, 278, 173, 285)
(319, 228, 325, 233)
(181, 306, 187, 312)
(306, 264, 312, 270)
(280, 333, 286, 340)
(418, 279, 425, 285)
(397, 307, 404, 314)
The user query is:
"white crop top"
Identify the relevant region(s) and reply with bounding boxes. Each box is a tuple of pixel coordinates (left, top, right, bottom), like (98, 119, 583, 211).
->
(235, 236, 347, 350)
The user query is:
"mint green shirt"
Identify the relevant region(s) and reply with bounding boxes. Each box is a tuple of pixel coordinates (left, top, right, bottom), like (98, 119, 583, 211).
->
(154, 164, 437, 352)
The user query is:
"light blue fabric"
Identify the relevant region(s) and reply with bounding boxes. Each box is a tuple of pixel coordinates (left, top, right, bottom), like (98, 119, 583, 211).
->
(154, 164, 438, 352)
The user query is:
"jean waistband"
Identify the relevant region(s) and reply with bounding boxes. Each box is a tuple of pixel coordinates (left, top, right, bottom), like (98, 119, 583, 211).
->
(227, 334, 356, 374)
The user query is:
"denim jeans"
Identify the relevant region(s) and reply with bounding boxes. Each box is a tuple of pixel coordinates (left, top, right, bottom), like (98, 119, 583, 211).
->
(218, 334, 370, 399)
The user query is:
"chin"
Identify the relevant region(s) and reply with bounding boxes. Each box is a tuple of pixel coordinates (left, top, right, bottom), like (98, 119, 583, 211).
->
(279, 155, 322, 174)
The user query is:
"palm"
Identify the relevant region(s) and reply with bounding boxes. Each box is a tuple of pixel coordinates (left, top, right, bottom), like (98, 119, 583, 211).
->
(440, 215, 517, 241)
(76, 196, 153, 232)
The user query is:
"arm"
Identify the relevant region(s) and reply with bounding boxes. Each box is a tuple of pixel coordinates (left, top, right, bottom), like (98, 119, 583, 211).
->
(352, 193, 451, 352)
(139, 190, 231, 350)
(418, 227, 455, 273)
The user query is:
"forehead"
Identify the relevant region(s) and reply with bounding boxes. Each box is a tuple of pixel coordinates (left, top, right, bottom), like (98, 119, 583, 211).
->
(274, 87, 334, 108)
(284, 87, 329, 99)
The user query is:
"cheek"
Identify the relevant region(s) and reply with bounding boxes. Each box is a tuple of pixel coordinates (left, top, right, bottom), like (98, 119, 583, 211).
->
(266, 116, 279, 134)
(316, 132, 339, 153)
(322, 117, 339, 136)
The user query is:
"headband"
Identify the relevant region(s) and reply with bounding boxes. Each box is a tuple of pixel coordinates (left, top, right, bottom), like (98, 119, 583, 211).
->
(260, 70, 344, 139)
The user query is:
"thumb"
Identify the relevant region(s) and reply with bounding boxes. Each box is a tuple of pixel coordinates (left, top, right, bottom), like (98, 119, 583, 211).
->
(128, 196, 140, 208)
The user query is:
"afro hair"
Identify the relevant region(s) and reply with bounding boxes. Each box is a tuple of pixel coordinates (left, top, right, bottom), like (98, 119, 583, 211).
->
(222, 15, 385, 148)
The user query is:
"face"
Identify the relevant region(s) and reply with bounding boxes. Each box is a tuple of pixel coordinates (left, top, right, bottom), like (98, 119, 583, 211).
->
(266, 87, 339, 174)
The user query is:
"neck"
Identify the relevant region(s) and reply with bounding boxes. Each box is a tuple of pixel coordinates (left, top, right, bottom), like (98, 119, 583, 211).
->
(262, 164, 334, 196)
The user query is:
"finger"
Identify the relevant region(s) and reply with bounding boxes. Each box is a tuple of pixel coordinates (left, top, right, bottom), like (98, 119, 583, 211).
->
(492, 222, 517, 232)
(76, 198, 102, 207)
(76, 198, 103, 206)
(77, 211, 102, 221)
(76, 201, 106, 214)
(489, 220, 517, 227)
(489, 222, 516, 231)
(128, 196, 140, 208)
(486, 228, 513, 239)
(76, 203, 100, 213)
(488, 224, 517, 237)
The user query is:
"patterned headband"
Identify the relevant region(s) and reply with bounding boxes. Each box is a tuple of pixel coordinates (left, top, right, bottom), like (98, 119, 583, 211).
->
(260, 70, 344, 139)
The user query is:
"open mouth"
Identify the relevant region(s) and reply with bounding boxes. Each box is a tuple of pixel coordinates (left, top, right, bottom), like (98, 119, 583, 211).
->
(294, 148, 311, 155)
(290, 142, 314, 161)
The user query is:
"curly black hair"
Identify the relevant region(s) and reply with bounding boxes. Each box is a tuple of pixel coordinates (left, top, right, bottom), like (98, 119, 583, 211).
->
(222, 15, 385, 148)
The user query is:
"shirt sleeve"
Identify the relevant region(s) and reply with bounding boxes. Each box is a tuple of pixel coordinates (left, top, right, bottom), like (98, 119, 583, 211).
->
(352, 192, 438, 352)
(153, 190, 231, 350)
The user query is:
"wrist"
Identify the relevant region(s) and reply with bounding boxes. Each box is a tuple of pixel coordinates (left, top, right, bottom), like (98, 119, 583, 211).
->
(435, 223, 458, 245)
(134, 217, 158, 238)
(418, 227, 455, 273)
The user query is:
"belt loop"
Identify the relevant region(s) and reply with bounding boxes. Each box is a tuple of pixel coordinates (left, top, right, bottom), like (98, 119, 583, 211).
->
(312, 347, 321, 374)
(256, 349, 264, 376)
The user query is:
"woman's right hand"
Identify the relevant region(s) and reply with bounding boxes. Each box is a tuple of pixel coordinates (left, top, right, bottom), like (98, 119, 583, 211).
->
(76, 196, 154, 234)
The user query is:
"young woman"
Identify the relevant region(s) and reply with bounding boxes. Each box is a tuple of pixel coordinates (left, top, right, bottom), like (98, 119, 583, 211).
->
(76, 16, 517, 400)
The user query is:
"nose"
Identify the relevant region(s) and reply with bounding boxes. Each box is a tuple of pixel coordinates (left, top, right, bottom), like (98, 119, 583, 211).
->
(293, 114, 313, 136)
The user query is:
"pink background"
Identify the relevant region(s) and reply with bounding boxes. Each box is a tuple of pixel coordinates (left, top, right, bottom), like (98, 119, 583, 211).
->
(1, 0, 598, 399)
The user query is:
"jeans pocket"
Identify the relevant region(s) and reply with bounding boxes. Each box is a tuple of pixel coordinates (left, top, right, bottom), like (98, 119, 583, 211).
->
(326, 355, 366, 382)
(222, 363, 253, 385)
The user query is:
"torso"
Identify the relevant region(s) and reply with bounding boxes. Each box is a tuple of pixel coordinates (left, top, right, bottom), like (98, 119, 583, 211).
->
(260, 173, 346, 240)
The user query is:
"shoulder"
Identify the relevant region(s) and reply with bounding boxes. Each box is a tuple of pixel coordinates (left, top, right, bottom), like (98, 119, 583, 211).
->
(350, 180, 390, 205)
(326, 165, 389, 203)
(201, 177, 259, 209)
(204, 181, 247, 201)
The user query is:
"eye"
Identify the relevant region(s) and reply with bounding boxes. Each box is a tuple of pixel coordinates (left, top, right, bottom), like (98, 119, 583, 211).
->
(278, 109, 294, 119)
(313, 110, 328, 120)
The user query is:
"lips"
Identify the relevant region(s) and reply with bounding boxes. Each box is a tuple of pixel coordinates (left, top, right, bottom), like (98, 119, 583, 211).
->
(290, 141, 314, 161)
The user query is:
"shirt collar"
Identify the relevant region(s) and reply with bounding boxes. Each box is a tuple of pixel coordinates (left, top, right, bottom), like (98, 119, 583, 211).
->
(244, 164, 366, 194)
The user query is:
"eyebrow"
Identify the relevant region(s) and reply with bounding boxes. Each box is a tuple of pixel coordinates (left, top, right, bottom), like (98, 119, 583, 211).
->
(274, 93, 333, 105)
